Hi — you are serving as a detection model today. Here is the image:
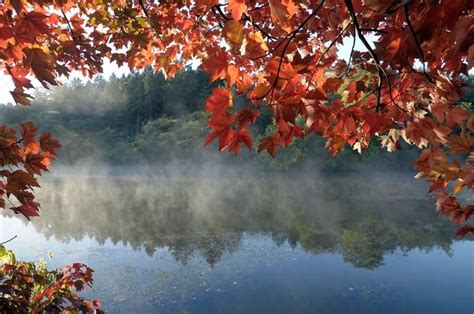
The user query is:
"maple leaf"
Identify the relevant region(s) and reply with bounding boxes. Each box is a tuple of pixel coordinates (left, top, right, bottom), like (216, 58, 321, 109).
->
(325, 135, 345, 156)
(246, 32, 269, 58)
(227, 0, 247, 21)
(223, 20, 244, 47)
(363, 0, 404, 14)
(205, 88, 231, 115)
(258, 133, 283, 157)
(25, 48, 57, 88)
(21, 122, 39, 153)
(39, 133, 61, 155)
(236, 108, 260, 129)
(21, 11, 50, 35)
(25, 153, 49, 175)
(226, 64, 240, 87)
(205, 112, 236, 150)
(228, 129, 253, 153)
(0, 126, 17, 145)
(6, 170, 40, 197)
(196, 0, 218, 10)
(323, 77, 342, 93)
(11, 88, 33, 105)
(278, 119, 303, 147)
(446, 134, 474, 155)
(11, 201, 40, 220)
(448, 108, 471, 129)
(10, 67, 33, 89)
(200, 51, 229, 83)
(456, 225, 474, 237)
(268, 0, 298, 33)
(249, 84, 271, 99)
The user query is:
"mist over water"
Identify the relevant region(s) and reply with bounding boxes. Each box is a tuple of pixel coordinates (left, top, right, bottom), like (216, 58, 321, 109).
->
(1, 164, 472, 313)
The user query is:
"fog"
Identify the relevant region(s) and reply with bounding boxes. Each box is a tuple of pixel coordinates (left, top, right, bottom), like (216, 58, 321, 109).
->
(2, 161, 460, 269)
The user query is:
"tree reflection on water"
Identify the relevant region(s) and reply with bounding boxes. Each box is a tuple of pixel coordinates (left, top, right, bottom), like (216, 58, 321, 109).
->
(5, 172, 457, 270)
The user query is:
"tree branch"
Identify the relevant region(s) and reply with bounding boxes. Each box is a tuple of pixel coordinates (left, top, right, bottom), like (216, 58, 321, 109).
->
(341, 26, 356, 77)
(242, 14, 277, 40)
(139, 0, 150, 18)
(306, 21, 351, 92)
(251, 1, 325, 60)
(60, 7, 78, 44)
(0, 235, 17, 246)
(404, 4, 434, 83)
(256, 0, 326, 101)
(344, 0, 383, 112)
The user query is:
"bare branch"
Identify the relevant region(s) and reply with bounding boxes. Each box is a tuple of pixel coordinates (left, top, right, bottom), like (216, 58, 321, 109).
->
(0, 235, 17, 245)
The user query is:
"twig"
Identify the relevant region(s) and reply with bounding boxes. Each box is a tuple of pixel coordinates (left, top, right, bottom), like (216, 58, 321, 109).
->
(243, 14, 276, 40)
(248, 3, 268, 12)
(139, 0, 150, 17)
(214, 5, 230, 20)
(341, 26, 356, 77)
(306, 21, 351, 92)
(404, 4, 434, 83)
(360, 28, 388, 34)
(256, 0, 326, 101)
(345, 0, 384, 112)
(60, 7, 78, 43)
(250, 1, 325, 60)
(0, 235, 17, 245)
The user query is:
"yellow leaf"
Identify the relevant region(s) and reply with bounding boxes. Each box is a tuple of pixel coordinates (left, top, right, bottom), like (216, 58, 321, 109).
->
(223, 20, 244, 46)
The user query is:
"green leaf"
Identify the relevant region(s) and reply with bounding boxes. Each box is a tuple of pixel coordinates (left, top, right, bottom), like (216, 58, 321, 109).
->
(0, 245, 17, 264)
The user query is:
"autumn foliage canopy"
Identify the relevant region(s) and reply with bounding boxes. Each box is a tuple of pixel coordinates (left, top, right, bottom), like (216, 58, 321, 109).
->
(0, 0, 472, 235)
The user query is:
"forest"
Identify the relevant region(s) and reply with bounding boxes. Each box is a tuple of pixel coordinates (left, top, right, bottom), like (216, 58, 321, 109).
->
(3, 67, 464, 172)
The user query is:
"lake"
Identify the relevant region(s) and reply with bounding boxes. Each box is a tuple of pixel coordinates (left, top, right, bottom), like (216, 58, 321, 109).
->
(1, 167, 473, 313)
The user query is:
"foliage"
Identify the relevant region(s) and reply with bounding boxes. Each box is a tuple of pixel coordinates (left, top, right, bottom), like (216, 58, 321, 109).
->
(0, 70, 422, 170)
(0, 245, 102, 313)
(0, 0, 472, 235)
(0, 122, 60, 219)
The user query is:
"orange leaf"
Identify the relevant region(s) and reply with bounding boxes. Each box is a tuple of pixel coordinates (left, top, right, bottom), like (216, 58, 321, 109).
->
(325, 135, 345, 156)
(205, 88, 231, 115)
(227, 0, 247, 20)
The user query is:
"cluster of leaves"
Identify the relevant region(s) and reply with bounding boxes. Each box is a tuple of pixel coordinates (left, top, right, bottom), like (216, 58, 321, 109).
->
(0, 122, 60, 219)
(0, 0, 472, 237)
(0, 246, 102, 313)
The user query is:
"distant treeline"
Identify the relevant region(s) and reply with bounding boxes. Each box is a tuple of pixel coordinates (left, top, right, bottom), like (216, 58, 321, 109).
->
(2, 68, 472, 171)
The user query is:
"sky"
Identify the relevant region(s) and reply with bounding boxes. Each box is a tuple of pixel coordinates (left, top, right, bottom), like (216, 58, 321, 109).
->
(0, 36, 364, 105)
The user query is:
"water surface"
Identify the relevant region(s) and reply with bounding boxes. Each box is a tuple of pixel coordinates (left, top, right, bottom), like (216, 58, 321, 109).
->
(1, 168, 473, 313)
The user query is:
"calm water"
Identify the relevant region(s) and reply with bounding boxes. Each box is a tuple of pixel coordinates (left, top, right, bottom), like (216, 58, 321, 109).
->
(1, 168, 473, 313)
